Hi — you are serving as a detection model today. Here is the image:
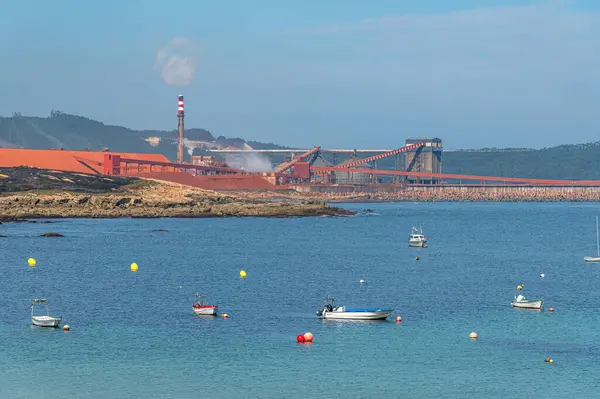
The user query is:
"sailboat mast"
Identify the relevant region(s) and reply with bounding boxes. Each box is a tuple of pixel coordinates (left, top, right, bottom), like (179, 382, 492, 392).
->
(596, 216, 600, 258)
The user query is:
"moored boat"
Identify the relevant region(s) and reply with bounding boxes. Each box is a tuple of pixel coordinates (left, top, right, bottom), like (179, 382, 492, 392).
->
(192, 293, 218, 316)
(31, 299, 62, 328)
(511, 294, 543, 310)
(584, 216, 600, 262)
(316, 297, 393, 320)
(409, 225, 427, 248)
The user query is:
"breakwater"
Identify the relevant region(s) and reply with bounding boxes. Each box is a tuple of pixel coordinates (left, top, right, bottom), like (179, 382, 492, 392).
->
(290, 184, 600, 202)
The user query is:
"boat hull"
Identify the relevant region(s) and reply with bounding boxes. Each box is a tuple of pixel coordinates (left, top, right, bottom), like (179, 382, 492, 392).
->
(409, 240, 427, 247)
(511, 300, 543, 310)
(321, 309, 393, 320)
(193, 305, 218, 315)
(32, 316, 61, 327)
(584, 257, 600, 262)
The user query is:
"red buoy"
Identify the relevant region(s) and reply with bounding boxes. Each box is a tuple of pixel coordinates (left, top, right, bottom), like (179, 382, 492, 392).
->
(296, 334, 305, 343)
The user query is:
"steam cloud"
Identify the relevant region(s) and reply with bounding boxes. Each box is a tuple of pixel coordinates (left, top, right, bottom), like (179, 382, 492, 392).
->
(224, 153, 274, 173)
(182, 138, 195, 157)
(155, 37, 197, 86)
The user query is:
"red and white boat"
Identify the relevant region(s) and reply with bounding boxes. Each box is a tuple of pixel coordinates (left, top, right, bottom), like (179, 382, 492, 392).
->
(192, 293, 218, 316)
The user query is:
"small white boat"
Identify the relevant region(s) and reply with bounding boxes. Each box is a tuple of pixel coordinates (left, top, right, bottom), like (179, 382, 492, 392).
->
(409, 225, 427, 248)
(192, 293, 218, 316)
(316, 297, 393, 320)
(511, 294, 543, 310)
(584, 216, 600, 262)
(31, 299, 62, 327)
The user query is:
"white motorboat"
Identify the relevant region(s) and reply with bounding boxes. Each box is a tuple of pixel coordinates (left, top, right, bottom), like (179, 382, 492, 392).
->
(192, 293, 218, 316)
(31, 299, 62, 327)
(511, 294, 543, 310)
(409, 225, 427, 247)
(584, 216, 600, 262)
(316, 297, 393, 320)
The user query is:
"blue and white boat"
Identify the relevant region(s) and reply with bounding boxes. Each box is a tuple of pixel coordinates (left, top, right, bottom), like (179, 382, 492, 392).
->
(316, 297, 393, 320)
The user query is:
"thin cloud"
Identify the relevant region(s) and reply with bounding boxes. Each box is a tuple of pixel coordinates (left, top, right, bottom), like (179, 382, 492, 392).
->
(275, 2, 600, 148)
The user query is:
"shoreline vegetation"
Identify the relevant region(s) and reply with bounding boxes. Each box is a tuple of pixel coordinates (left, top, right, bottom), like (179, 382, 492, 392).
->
(0, 168, 353, 219)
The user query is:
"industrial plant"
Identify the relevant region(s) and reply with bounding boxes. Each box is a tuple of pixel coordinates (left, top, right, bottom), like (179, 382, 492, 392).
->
(2, 95, 600, 192)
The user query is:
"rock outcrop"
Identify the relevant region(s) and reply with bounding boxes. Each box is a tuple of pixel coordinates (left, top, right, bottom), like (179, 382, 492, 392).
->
(0, 171, 353, 219)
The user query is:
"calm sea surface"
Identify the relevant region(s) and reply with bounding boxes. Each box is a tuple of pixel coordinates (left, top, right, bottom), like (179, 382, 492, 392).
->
(2, 202, 600, 398)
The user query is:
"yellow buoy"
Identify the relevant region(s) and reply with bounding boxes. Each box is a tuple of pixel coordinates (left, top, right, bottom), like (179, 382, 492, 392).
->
(240, 270, 247, 278)
(130, 262, 139, 272)
(517, 285, 523, 290)
(28, 258, 37, 267)
(63, 324, 70, 331)
(469, 332, 478, 339)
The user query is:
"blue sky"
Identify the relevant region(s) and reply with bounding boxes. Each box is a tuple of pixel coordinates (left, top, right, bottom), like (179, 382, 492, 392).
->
(1, 0, 599, 149)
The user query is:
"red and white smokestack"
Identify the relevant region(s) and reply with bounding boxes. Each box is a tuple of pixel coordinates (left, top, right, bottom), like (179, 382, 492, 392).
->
(178, 95, 184, 116)
(177, 94, 185, 163)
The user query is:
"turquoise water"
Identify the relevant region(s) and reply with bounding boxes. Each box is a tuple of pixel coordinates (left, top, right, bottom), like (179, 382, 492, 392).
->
(2, 203, 600, 398)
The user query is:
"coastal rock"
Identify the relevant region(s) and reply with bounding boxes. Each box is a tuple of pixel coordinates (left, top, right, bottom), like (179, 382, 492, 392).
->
(0, 169, 354, 219)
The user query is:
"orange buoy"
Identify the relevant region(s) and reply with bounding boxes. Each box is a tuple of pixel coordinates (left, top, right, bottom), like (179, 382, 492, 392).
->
(303, 332, 314, 342)
(469, 332, 478, 339)
(221, 313, 229, 318)
(549, 308, 554, 312)
(396, 316, 402, 322)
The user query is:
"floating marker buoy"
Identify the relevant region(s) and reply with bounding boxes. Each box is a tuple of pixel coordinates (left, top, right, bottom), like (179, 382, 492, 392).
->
(545, 358, 554, 363)
(415, 256, 419, 261)
(28, 258, 37, 267)
(63, 324, 70, 331)
(540, 273, 545, 278)
(221, 313, 229, 318)
(303, 332, 314, 342)
(469, 332, 478, 339)
(359, 279, 365, 284)
(130, 263, 139, 272)
(396, 316, 402, 322)
(549, 307, 554, 312)
(240, 270, 247, 278)
(296, 334, 305, 343)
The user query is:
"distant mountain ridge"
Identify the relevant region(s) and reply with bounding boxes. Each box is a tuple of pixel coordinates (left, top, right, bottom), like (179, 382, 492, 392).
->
(1, 111, 599, 180)
(0, 111, 288, 161)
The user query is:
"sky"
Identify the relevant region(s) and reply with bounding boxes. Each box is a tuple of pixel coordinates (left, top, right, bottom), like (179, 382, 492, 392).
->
(1, 0, 600, 149)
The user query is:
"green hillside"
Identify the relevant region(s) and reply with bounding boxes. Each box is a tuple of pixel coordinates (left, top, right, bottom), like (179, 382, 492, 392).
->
(443, 143, 600, 180)
(0, 111, 286, 161)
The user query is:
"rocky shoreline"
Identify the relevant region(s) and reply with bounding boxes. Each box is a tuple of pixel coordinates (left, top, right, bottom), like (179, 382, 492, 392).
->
(0, 168, 353, 219)
(0, 188, 353, 219)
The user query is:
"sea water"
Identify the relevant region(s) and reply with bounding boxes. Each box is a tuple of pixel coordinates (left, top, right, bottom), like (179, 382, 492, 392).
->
(1, 202, 600, 398)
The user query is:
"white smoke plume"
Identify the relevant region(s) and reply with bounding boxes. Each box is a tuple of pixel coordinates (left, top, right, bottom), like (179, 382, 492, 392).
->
(155, 37, 197, 86)
(182, 138, 195, 157)
(224, 153, 274, 173)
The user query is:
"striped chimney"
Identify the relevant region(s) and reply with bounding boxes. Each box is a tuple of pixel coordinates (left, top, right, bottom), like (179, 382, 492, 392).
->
(177, 95, 184, 116)
(177, 94, 185, 163)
